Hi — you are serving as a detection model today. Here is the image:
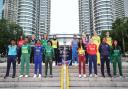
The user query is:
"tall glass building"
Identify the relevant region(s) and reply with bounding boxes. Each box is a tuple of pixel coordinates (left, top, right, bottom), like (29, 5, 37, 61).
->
(17, 0, 37, 35)
(0, 0, 3, 19)
(3, 0, 50, 36)
(112, 0, 125, 20)
(92, 0, 113, 34)
(38, 0, 50, 35)
(3, 0, 18, 22)
(79, 0, 90, 35)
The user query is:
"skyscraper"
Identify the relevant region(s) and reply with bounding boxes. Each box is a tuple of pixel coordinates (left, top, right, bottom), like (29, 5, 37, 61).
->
(0, 0, 3, 19)
(17, 0, 37, 35)
(3, 0, 50, 36)
(38, 0, 50, 35)
(79, 0, 114, 35)
(112, 0, 125, 20)
(3, 0, 18, 22)
(91, 0, 113, 34)
(79, 0, 90, 35)
(123, 0, 128, 17)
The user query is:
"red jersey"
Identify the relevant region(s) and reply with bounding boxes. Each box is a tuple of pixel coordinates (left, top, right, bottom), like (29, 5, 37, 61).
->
(87, 43, 97, 55)
(18, 40, 24, 47)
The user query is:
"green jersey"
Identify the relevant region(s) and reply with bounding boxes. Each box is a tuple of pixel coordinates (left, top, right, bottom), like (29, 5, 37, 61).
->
(112, 46, 121, 57)
(41, 39, 48, 47)
(44, 45, 54, 60)
(21, 44, 31, 54)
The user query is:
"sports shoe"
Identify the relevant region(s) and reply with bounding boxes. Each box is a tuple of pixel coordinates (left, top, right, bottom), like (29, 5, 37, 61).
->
(19, 75, 23, 78)
(102, 74, 105, 78)
(12, 75, 15, 78)
(89, 74, 92, 77)
(4, 76, 9, 79)
(94, 74, 98, 78)
(33, 74, 37, 78)
(108, 74, 112, 77)
(79, 74, 82, 78)
(49, 75, 53, 78)
(83, 74, 87, 78)
(25, 75, 28, 78)
(38, 74, 42, 78)
(120, 76, 123, 79)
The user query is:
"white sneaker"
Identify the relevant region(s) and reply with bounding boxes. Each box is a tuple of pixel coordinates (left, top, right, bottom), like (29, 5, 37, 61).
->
(33, 74, 37, 78)
(89, 74, 92, 77)
(38, 74, 42, 78)
(94, 74, 98, 78)
(83, 74, 87, 78)
(79, 74, 82, 78)
(75, 62, 78, 66)
(120, 76, 123, 79)
(19, 75, 23, 78)
(25, 75, 28, 78)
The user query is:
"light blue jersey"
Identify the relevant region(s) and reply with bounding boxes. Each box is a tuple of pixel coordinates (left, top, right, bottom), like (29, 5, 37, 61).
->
(8, 45, 17, 56)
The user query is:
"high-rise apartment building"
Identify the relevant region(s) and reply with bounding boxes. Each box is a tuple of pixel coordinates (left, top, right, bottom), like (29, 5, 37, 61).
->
(3, 0, 50, 36)
(92, 0, 113, 34)
(79, 0, 90, 35)
(112, 0, 125, 20)
(3, 0, 18, 22)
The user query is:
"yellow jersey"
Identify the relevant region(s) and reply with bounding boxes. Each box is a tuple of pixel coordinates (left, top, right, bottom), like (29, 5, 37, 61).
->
(78, 46, 85, 55)
(51, 40, 58, 48)
(106, 37, 112, 46)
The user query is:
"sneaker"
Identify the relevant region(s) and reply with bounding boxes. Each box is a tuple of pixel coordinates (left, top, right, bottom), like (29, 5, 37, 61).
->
(4, 76, 9, 79)
(33, 74, 37, 78)
(94, 74, 98, 78)
(113, 75, 116, 78)
(38, 74, 42, 78)
(19, 75, 23, 78)
(102, 74, 105, 78)
(25, 75, 28, 78)
(108, 74, 112, 77)
(89, 74, 92, 77)
(83, 74, 87, 78)
(12, 76, 15, 78)
(120, 76, 123, 79)
(49, 75, 53, 78)
(44, 75, 47, 78)
(79, 74, 82, 78)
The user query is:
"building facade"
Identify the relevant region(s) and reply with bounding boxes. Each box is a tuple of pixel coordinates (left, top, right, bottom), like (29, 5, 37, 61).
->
(0, 0, 3, 19)
(79, 0, 90, 35)
(3, 0, 18, 22)
(112, 0, 125, 20)
(91, 0, 113, 34)
(3, 0, 51, 36)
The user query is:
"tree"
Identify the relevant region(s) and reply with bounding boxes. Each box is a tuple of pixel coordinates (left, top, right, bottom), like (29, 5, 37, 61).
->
(112, 17, 128, 53)
(0, 19, 23, 51)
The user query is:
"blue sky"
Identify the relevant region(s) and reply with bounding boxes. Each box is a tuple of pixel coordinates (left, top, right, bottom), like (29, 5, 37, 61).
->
(0, 0, 3, 18)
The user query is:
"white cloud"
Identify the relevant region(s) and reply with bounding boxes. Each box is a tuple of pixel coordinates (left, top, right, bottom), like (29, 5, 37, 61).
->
(50, 0, 79, 34)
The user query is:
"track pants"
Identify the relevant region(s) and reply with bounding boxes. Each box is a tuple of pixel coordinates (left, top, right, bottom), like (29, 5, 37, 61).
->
(20, 54, 30, 75)
(5, 55, 16, 76)
(17, 47, 21, 64)
(112, 55, 123, 76)
(30, 47, 34, 63)
(34, 55, 42, 75)
(45, 59, 53, 76)
(54, 48, 58, 65)
(88, 55, 97, 75)
(78, 55, 86, 74)
(101, 55, 111, 75)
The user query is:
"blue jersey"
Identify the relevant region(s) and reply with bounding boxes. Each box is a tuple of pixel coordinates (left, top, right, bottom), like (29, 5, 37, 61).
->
(8, 45, 17, 56)
(34, 45, 43, 55)
(99, 43, 110, 56)
(72, 39, 78, 48)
